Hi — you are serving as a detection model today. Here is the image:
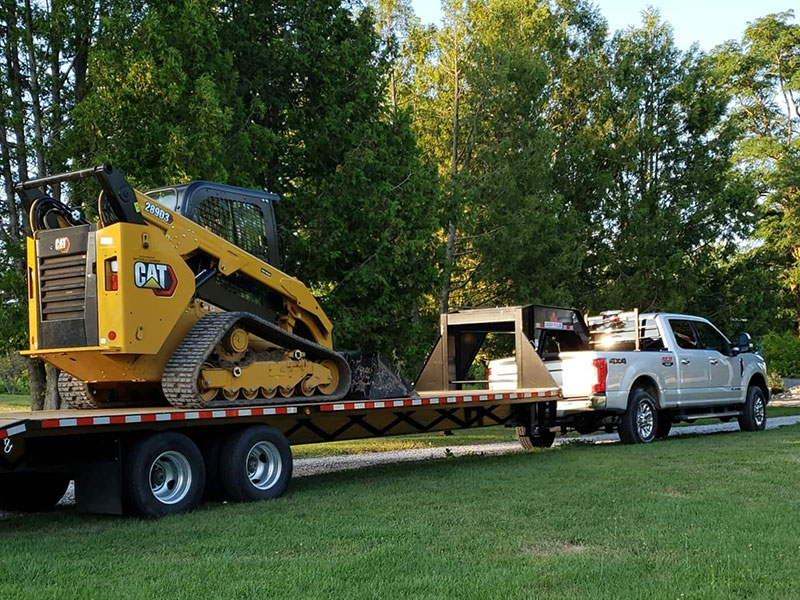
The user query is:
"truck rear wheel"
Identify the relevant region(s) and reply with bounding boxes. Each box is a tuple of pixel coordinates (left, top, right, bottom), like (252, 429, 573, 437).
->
(738, 385, 767, 432)
(219, 425, 292, 502)
(618, 390, 659, 444)
(0, 473, 70, 512)
(123, 432, 205, 517)
(515, 426, 556, 449)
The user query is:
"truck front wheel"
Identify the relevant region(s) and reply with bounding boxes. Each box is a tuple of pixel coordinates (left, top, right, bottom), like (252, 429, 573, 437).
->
(618, 390, 659, 444)
(738, 385, 767, 432)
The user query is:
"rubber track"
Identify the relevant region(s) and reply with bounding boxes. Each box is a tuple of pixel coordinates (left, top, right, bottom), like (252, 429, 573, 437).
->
(162, 311, 352, 409)
(58, 371, 99, 410)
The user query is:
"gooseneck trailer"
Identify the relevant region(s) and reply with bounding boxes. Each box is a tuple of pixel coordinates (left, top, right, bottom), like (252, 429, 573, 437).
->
(0, 306, 560, 517)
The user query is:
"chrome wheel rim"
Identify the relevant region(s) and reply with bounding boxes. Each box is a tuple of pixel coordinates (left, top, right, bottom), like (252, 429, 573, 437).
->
(636, 401, 654, 439)
(246, 441, 282, 490)
(753, 393, 766, 426)
(149, 451, 193, 505)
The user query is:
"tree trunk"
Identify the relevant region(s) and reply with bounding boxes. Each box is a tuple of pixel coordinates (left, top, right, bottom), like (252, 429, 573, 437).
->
(43, 364, 61, 410)
(28, 359, 46, 411)
(439, 20, 461, 315)
(440, 221, 456, 313)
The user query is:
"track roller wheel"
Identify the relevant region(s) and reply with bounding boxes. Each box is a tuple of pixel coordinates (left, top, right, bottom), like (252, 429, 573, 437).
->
(299, 377, 317, 396)
(317, 360, 339, 395)
(278, 386, 294, 398)
(241, 388, 259, 401)
(222, 388, 240, 402)
(261, 387, 277, 399)
(198, 364, 218, 402)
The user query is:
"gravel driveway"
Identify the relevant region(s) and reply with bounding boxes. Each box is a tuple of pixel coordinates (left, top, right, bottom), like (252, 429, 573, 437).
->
(293, 415, 800, 477)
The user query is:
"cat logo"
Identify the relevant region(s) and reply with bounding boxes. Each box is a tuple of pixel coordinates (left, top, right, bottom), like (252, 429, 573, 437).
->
(133, 261, 177, 297)
(54, 237, 70, 253)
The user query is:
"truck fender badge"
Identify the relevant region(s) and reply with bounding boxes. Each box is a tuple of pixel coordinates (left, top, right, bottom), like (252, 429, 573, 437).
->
(609, 357, 626, 365)
(134, 261, 177, 296)
(54, 237, 70, 253)
(143, 200, 173, 224)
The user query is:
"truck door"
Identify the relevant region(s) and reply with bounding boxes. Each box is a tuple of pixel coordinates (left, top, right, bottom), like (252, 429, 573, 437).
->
(667, 319, 710, 404)
(692, 320, 740, 403)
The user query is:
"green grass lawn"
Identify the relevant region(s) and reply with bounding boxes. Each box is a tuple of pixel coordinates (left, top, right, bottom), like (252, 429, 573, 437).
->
(0, 426, 799, 598)
(0, 394, 30, 411)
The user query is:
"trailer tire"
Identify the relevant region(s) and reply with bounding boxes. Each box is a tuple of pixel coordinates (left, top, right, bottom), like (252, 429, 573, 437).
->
(618, 390, 659, 444)
(738, 385, 767, 432)
(123, 432, 205, 518)
(0, 473, 69, 512)
(515, 426, 556, 449)
(219, 426, 292, 502)
(198, 435, 225, 500)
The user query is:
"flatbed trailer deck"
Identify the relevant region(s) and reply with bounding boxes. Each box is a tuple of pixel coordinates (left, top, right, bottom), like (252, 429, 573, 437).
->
(0, 305, 561, 517)
(0, 387, 560, 516)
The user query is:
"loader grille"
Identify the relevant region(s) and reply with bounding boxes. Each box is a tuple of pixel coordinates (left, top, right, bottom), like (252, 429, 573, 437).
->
(34, 224, 98, 349)
(39, 253, 87, 321)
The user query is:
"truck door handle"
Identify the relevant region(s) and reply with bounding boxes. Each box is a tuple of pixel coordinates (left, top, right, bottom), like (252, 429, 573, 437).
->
(709, 359, 718, 365)
(680, 359, 690, 365)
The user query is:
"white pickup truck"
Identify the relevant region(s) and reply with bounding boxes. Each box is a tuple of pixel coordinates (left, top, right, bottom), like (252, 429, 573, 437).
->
(489, 309, 769, 444)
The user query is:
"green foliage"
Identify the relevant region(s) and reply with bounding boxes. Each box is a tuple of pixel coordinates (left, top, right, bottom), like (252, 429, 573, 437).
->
(1, 0, 799, 385)
(216, 1, 442, 375)
(712, 11, 800, 331)
(761, 330, 800, 377)
(67, 0, 235, 188)
(591, 11, 755, 314)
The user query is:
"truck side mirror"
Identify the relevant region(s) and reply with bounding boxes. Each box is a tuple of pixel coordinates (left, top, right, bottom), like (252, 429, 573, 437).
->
(732, 332, 752, 354)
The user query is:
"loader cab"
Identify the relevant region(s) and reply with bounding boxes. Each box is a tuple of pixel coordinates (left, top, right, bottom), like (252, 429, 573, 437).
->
(146, 182, 282, 269)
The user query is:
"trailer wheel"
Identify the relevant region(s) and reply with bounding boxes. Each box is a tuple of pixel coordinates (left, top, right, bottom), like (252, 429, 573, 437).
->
(738, 385, 767, 432)
(515, 426, 556, 449)
(0, 473, 69, 512)
(219, 425, 292, 502)
(618, 390, 658, 444)
(123, 432, 205, 517)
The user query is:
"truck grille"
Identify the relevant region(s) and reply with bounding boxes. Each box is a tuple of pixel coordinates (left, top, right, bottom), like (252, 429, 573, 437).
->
(39, 253, 87, 321)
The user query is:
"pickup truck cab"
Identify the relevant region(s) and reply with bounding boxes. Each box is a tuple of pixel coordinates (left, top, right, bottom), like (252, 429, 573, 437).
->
(489, 310, 769, 444)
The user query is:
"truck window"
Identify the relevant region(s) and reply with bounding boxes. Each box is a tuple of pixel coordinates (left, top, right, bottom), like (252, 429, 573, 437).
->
(196, 196, 270, 262)
(669, 320, 699, 350)
(640, 318, 665, 351)
(692, 321, 730, 355)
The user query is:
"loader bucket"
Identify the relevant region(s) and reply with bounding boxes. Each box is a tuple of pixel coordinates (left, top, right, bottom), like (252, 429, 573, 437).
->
(342, 352, 415, 400)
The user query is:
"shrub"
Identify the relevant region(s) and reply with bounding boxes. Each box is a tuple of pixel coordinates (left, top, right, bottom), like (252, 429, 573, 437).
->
(761, 331, 800, 378)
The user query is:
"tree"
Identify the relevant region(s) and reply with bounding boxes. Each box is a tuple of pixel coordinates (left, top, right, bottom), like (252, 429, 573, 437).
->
(713, 11, 800, 333)
(67, 0, 234, 189)
(219, 1, 441, 374)
(0, 0, 100, 408)
(593, 10, 754, 313)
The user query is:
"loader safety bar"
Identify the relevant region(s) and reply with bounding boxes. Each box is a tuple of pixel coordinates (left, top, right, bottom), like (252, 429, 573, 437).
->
(15, 163, 146, 227)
